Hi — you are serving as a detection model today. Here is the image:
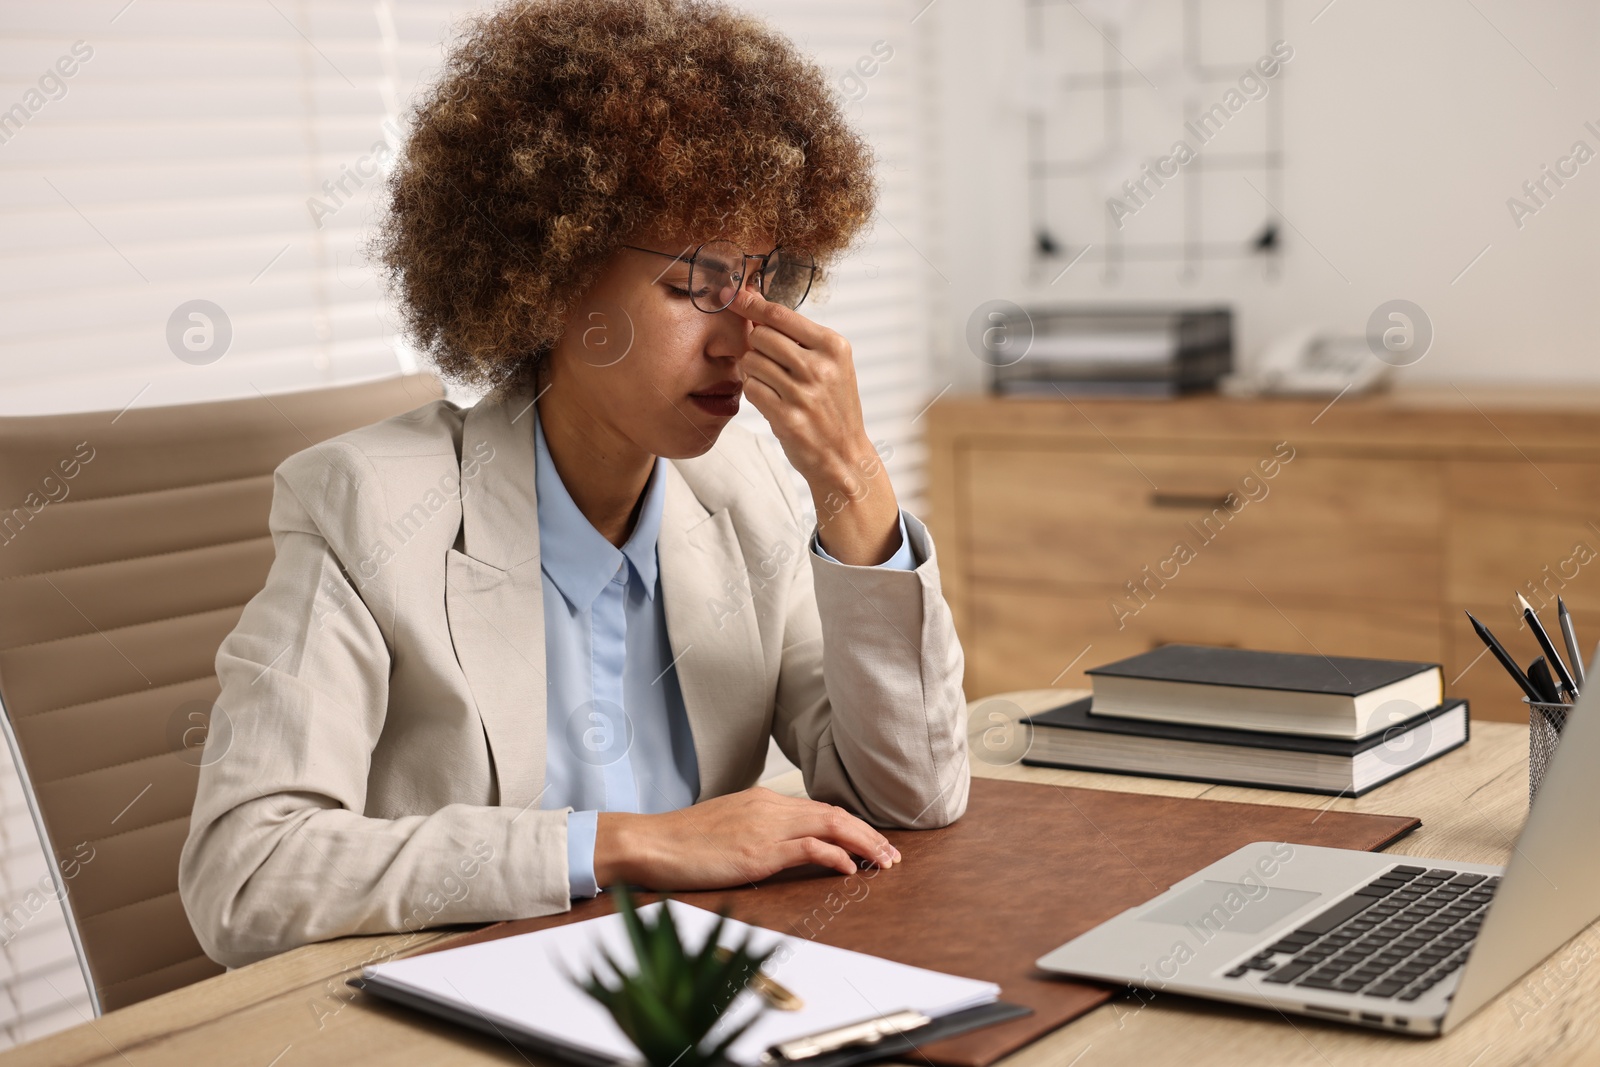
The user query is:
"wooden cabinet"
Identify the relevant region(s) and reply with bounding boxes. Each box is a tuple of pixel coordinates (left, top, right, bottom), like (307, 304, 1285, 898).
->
(926, 387, 1600, 725)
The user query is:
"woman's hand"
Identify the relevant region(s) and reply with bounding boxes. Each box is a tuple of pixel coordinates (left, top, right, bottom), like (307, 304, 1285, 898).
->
(593, 786, 902, 890)
(721, 285, 905, 566)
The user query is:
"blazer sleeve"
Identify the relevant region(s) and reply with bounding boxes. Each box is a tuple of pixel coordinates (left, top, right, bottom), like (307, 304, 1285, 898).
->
(178, 443, 573, 970)
(756, 438, 971, 829)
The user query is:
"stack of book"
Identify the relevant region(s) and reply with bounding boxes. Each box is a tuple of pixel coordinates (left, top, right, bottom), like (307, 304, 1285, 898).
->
(1020, 645, 1469, 796)
(987, 306, 1232, 397)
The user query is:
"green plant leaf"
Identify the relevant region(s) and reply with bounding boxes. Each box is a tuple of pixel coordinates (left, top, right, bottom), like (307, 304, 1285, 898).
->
(703, 1000, 771, 1064)
(571, 885, 779, 1067)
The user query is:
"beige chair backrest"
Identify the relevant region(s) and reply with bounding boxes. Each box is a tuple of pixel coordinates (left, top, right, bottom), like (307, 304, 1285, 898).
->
(0, 373, 445, 1013)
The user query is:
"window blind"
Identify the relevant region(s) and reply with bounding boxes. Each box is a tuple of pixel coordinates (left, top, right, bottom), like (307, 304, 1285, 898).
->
(0, 0, 932, 511)
(0, 742, 92, 1047)
(729, 0, 935, 523)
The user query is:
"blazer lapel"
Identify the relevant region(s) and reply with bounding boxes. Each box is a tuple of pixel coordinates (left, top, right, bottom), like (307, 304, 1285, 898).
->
(658, 464, 770, 801)
(445, 389, 548, 812)
(445, 385, 771, 812)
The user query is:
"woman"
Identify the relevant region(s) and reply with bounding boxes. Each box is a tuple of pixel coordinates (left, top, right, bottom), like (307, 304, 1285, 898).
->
(178, 0, 969, 969)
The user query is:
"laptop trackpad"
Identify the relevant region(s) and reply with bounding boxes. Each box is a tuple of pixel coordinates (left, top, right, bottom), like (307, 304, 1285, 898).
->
(1138, 880, 1322, 936)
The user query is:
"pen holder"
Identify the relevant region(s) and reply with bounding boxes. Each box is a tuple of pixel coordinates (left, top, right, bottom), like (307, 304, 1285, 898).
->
(1524, 698, 1569, 804)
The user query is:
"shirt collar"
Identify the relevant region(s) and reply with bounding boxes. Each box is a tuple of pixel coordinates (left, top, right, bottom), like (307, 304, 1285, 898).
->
(534, 404, 665, 610)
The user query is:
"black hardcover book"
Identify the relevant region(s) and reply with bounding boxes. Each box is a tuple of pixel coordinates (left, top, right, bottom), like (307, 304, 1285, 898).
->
(1019, 696, 1469, 797)
(1084, 644, 1445, 739)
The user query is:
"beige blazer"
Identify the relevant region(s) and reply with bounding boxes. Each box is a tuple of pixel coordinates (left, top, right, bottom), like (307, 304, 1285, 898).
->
(178, 385, 970, 968)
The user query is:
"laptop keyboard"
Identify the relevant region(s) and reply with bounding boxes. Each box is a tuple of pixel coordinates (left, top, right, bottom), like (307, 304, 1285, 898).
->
(1221, 865, 1500, 1001)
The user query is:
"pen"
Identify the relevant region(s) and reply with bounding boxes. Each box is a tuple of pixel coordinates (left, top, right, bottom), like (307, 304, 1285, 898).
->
(1527, 658, 1570, 735)
(1558, 597, 1585, 691)
(762, 1010, 932, 1063)
(1519, 594, 1579, 698)
(1465, 610, 1543, 702)
(1528, 657, 1564, 705)
(714, 946, 802, 1010)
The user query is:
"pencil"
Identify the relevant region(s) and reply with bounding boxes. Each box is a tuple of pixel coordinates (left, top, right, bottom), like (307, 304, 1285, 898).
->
(1519, 594, 1579, 697)
(1465, 610, 1542, 702)
(1558, 596, 1586, 690)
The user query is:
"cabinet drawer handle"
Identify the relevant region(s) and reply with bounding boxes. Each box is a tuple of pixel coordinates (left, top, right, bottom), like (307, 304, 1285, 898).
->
(1148, 491, 1233, 510)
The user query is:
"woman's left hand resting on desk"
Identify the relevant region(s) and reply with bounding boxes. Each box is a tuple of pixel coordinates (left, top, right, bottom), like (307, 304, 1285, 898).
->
(723, 285, 905, 568)
(593, 786, 903, 890)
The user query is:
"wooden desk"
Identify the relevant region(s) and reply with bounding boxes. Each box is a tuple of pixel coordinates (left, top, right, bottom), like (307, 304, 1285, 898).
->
(6, 690, 1596, 1066)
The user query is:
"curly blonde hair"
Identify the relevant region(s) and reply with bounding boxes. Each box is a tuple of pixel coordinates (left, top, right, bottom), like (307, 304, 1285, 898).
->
(370, 0, 879, 401)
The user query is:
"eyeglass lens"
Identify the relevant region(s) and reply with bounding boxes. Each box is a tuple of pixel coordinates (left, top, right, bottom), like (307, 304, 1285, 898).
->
(689, 239, 814, 313)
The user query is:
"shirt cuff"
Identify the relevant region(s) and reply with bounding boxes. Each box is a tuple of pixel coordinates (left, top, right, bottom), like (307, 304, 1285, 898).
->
(566, 809, 600, 899)
(812, 509, 916, 570)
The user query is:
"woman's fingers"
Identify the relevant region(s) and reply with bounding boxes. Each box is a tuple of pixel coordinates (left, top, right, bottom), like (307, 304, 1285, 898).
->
(651, 789, 905, 887)
(791, 805, 899, 868)
(746, 323, 809, 380)
(741, 348, 791, 405)
(777, 836, 856, 876)
(721, 285, 834, 353)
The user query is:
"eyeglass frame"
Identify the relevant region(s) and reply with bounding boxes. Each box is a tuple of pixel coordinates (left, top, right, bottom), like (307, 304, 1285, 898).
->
(619, 238, 817, 313)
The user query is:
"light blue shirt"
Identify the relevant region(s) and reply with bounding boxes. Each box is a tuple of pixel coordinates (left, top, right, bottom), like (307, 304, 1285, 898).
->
(533, 408, 915, 898)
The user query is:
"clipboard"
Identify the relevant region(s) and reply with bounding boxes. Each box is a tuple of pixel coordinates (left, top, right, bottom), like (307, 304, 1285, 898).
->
(347, 899, 1020, 1067)
(755, 1002, 1034, 1066)
(349, 972, 1030, 1067)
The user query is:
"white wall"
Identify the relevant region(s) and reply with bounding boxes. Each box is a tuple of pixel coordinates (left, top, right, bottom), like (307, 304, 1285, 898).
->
(920, 0, 1600, 391)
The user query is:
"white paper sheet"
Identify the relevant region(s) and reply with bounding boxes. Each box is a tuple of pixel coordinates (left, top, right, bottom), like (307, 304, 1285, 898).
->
(363, 900, 1000, 1066)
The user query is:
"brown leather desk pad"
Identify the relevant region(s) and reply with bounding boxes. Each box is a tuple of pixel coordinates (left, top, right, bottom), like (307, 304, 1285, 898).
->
(400, 777, 1422, 1066)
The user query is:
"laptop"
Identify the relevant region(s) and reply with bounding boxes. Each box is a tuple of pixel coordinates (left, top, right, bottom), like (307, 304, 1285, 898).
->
(1036, 651, 1600, 1036)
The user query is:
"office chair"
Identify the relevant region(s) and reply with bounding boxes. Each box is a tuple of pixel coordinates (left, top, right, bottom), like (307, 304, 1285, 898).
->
(0, 373, 445, 1013)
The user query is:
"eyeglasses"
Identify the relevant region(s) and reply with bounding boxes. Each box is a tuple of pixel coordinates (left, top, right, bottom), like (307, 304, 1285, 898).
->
(621, 238, 816, 313)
